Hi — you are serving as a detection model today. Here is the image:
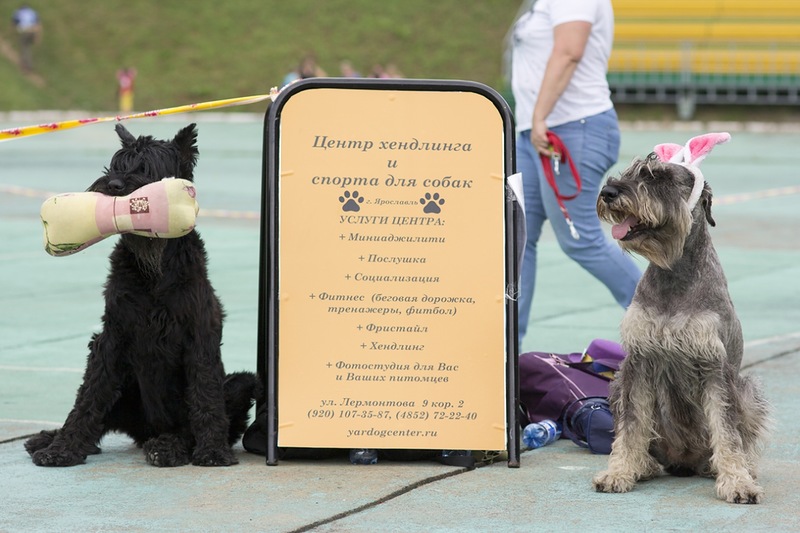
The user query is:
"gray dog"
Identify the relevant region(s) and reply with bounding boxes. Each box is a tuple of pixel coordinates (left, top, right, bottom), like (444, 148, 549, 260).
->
(592, 133, 771, 504)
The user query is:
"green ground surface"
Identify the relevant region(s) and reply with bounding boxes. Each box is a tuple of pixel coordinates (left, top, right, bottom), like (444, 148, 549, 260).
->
(1, 115, 799, 533)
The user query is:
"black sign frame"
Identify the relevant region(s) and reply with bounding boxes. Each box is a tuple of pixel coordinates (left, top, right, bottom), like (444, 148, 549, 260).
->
(257, 78, 520, 467)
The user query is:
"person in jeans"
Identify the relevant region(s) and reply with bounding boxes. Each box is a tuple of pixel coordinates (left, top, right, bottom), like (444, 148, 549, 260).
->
(510, 0, 641, 344)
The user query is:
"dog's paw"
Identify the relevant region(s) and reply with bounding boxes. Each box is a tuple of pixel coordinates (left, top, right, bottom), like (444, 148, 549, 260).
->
(31, 445, 86, 467)
(143, 436, 190, 467)
(26, 430, 101, 461)
(24, 430, 58, 455)
(592, 470, 636, 493)
(192, 446, 238, 467)
(716, 477, 764, 504)
(144, 447, 190, 467)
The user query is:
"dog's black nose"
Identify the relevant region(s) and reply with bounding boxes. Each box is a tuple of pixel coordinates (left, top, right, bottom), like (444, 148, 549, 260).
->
(107, 178, 125, 192)
(600, 185, 620, 202)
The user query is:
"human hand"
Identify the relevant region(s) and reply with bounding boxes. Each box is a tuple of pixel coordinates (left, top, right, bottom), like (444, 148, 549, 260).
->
(530, 119, 551, 156)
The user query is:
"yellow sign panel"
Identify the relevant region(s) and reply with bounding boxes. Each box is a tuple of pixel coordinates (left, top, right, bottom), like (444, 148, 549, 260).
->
(276, 86, 508, 450)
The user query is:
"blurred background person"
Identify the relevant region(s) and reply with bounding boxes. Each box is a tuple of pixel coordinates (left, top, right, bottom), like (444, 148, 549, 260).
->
(339, 59, 362, 77)
(283, 53, 327, 87)
(384, 63, 404, 78)
(368, 64, 389, 78)
(116, 66, 137, 113)
(298, 53, 327, 78)
(12, 3, 42, 73)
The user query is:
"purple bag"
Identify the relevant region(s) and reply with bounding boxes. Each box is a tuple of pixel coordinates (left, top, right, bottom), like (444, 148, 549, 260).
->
(518, 339, 625, 427)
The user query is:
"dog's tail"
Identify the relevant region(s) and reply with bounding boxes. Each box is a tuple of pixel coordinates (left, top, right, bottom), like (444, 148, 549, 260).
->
(223, 371, 264, 445)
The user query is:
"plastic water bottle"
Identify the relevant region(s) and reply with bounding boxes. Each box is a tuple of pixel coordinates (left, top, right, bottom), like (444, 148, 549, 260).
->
(349, 448, 378, 465)
(523, 419, 562, 449)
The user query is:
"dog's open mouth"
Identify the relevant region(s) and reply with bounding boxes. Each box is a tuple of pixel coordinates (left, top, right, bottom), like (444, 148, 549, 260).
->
(612, 215, 648, 241)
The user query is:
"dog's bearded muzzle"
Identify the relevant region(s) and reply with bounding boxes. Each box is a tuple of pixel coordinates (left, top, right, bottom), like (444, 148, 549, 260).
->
(598, 184, 653, 242)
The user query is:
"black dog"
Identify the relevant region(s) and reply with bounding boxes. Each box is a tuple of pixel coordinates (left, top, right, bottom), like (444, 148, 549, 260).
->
(25, 123, 260, 467)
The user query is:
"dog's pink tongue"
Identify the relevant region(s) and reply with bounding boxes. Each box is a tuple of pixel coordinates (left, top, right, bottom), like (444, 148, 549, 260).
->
(611, 216, 638, 240)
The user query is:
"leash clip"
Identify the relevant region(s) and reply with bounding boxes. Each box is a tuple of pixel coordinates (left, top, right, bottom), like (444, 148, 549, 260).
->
(550, 149, 561, 175)
(566, 217, 580, 240)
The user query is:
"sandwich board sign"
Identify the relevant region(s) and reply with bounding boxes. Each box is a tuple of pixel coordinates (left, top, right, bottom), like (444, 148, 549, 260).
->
(258, 78, 520, 466)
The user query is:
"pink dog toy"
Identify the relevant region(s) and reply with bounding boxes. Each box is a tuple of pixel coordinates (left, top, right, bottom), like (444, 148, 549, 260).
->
(653, 132, 731, 210)
(40, 178, 199, 256)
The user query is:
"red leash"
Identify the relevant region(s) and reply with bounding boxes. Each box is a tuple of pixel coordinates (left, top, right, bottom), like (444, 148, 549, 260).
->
(539, 131, 582, 239)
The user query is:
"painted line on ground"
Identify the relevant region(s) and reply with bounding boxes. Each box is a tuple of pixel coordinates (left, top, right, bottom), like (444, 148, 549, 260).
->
(714, 185, 800, 206)
(199, 208, 260, 220)
(0, 184, 59, 198)
(0, 365, 83, 373)
(744, 332, 800, 349)
(0, 418, 61, 426)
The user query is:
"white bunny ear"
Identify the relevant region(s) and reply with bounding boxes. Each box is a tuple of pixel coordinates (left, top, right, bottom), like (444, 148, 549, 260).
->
(682, 132, 730, 209)
(653, 133, 731, 211)
(684, 132, 731, 166)
(654, 143, 684, 163)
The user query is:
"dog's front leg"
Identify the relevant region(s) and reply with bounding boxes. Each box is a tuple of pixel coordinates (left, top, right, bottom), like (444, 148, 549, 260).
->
(184, 343, 237, 466)
(704, 382, 764, 504)
(593, 366, 662, 493)
(27, 333, 121, 466)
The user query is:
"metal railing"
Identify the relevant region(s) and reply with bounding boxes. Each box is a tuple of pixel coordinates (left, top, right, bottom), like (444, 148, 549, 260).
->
(607, 42, 800, 118)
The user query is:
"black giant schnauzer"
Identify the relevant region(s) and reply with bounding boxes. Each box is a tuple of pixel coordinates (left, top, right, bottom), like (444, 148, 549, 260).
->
(25, 123, 259, 467)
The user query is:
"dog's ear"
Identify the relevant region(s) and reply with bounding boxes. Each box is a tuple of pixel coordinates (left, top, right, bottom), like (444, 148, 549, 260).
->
(654, 143, 683, 163)
(701, 183, 715, 227)
(173, 123, 199, 179)
(685, 132, 731, 167)
(115, 123, 137, 147)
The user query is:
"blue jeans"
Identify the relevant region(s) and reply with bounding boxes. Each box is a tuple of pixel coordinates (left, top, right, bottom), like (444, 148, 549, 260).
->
(516, 109, 642, 342)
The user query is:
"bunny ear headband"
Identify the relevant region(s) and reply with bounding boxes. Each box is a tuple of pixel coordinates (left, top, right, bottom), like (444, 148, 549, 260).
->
(653, 132, 731, 210)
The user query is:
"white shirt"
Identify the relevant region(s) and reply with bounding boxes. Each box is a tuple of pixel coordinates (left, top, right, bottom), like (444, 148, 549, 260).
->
(13, 7, 39, 31)
(511, 0, 614, 132)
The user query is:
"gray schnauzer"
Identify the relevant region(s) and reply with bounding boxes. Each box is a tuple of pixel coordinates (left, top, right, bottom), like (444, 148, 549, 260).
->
(592, 133, 771, 503)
